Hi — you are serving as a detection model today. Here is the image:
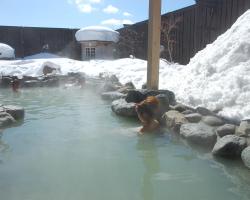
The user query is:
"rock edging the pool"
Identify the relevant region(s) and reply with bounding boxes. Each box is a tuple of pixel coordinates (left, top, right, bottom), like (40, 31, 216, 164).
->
(99, 76, 250, 170)
(0, 105, 25, 128)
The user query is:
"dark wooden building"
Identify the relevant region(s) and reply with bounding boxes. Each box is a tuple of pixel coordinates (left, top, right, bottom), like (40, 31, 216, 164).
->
(118, 0, 250, 64)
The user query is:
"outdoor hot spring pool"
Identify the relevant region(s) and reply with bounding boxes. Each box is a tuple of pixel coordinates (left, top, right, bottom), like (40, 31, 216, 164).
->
(0, 87, 250, 200)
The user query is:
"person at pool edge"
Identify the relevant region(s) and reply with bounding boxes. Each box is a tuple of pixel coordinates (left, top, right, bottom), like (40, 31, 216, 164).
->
(135, 96, 160, 134)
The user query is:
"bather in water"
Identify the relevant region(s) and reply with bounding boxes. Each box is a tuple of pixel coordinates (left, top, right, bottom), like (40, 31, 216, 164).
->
(135, 96, 160, 134)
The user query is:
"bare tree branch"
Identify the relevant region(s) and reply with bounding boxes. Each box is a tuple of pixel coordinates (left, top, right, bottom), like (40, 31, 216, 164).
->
(161, 15, 182, 62)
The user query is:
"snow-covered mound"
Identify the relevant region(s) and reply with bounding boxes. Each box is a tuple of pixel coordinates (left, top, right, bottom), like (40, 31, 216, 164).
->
(0, 43, 15, 59)
(75, 26, 119, 43)
(160, 9, 250, 120)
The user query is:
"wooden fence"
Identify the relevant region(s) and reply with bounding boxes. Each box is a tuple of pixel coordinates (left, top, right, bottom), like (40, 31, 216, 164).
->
(118, 0, 250, 64)
(0, 26, 81, 59)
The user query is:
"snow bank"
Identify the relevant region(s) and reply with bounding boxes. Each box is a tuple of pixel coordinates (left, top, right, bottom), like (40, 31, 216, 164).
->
(75, 26, 119, 43)
(160, 9, 250, 120)
(0, 43, 15, 59)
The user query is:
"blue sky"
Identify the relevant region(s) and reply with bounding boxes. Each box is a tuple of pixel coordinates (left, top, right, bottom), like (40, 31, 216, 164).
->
(0, 0, 195, 29)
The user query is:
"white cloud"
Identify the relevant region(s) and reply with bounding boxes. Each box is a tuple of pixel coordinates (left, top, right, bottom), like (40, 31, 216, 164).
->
(101, 19, 121, 26)
(68, 0, 101, 13)
(123, 12, 133, 17)
(78, 4, 94, 13)
(122, 19, 133, 25)
(103, 5, 119, 14)
(101, 18, 133, 26)
(89, 0, 101, 3)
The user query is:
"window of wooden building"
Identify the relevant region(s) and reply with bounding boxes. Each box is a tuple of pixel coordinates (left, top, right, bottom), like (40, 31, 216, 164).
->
(86, 47, 95, 59)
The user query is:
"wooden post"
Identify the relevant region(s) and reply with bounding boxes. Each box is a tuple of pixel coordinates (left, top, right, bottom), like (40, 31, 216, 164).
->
(147, 0, 162, 90)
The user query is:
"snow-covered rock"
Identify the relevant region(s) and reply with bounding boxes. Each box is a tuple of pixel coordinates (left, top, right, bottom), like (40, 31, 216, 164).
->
(0, 112, 16, 128)
(0, 43, 15, 59)
(111, 99, 137, 117)
(75, 26, 119, 43)
(3, 105, 25, 120)
(101, 91, 126, 101)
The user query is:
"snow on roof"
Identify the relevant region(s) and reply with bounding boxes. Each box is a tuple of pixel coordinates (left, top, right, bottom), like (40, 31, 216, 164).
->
(75, 26, 119, 43)
(24, 53, 61, 60)
(0, 43, 15, 59)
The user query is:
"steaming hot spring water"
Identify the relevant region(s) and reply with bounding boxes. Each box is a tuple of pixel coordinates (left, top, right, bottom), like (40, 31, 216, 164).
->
(0, 86, 250, 200)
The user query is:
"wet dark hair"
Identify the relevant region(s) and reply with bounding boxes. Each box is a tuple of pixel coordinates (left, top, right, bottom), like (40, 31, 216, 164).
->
(136, 103, 154, 118)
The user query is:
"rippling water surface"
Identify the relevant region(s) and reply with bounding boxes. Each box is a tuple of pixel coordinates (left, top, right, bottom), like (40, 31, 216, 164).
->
(0, 87, 250, 200)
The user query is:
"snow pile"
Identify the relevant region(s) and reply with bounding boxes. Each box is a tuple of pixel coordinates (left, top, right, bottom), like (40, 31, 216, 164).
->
(75, 26, 119, 43)
(0, 43, 15, 59)
(159, 9, 250, 120)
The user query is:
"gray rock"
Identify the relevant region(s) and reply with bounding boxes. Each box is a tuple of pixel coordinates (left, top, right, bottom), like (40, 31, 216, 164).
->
(0, 107, 4, 113)
(124, 82, 135, 90)
(156, 94, 170, 113)
(236, 120, 250, 136)
(172, 104, 189, 113)
(216, 124, 236, 137)
(42, 77, 59, 87)
(241, 146, 250, 169)
(99, 82, 118, 93)
(23, 80, 42, 87)
(141, 83, 147, 89)
(0, 76, 12, 87)
(164, 110, 188, 132)
(101, 91, 126, 101)
(43, 65, 57, 75)
(111, 99, 137, 117)
(202, 116, 225, 126)
(180, 122, 217, 147)
(212, 135, 247, 157)
(125, 90, 145, 103)
(196, 107, 214, 116)
(3, 105, 25, 120)
(185, 113, 202, 123)
(125, 89, 175, 105)
(109, 75, 120, 84)
(182, 110, 194, 115)
(117, 82, 135, 94)
(0, 112, 16, 127)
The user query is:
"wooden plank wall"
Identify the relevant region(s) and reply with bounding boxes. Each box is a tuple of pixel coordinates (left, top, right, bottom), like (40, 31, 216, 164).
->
(118, 0, 250, 64)
(0, 26, 81, 59)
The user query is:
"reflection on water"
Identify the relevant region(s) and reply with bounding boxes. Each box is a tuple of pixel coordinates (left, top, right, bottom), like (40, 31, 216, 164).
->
(137, 135, 160, 200)
(0, 87, 250, 200)
(0, 131, 9, 154)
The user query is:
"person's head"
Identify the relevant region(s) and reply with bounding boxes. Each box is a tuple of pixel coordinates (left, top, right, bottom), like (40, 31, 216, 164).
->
(143, 96, 159, 110)
(135, 96, 159, 123)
